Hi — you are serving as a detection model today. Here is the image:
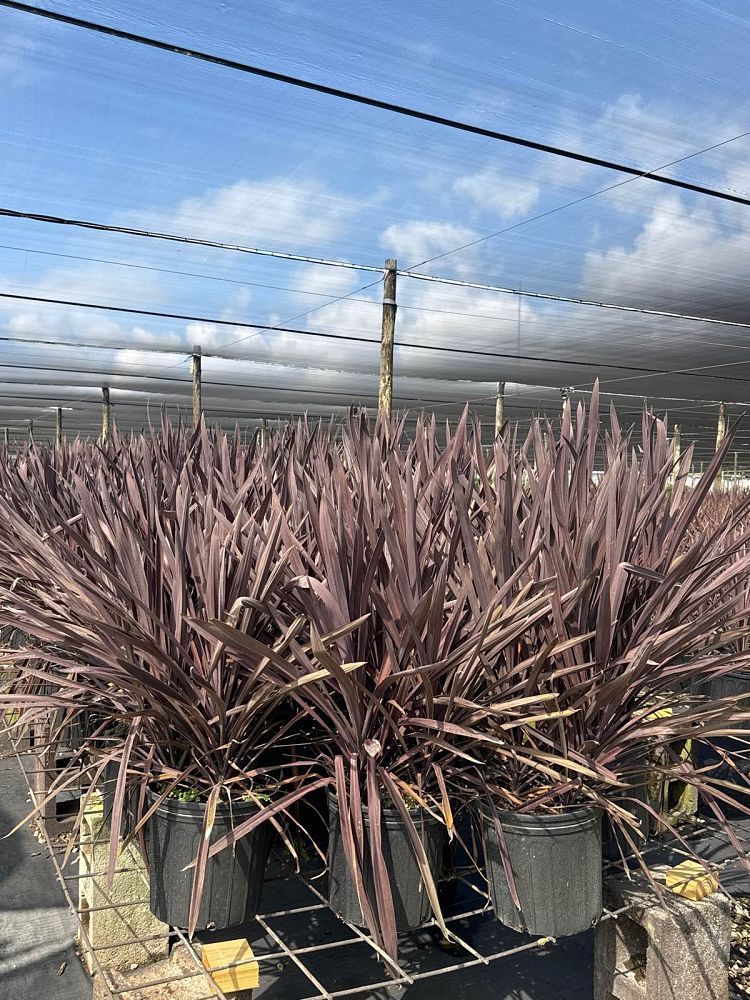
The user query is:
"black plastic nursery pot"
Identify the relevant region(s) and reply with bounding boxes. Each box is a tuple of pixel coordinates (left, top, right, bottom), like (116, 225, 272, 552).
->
(98, 758, 134, 837)
(696, 670, 750, 812)
(327, 793, 446, 931)
(144, 789, 274, 930)
(602, 773, 651, 861)
(698, 669, 750, 704)
(482, 806, 602, 937)
(65, 709, 89, 750)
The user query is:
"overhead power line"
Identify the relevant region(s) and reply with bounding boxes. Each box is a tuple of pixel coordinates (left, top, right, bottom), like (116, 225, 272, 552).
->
(2, 244, 748, 350)
(0, 360, 475, 407)
(0, 207, 384, 274)
(0, 242, 388, 300)
(3, 289, 750, 386)
(405, 130, 750, 272)
(3, 1, 750, 207)
(4, 215, 750, 331)
(5, 253, 750, 335)
(402, 272, 750, 331)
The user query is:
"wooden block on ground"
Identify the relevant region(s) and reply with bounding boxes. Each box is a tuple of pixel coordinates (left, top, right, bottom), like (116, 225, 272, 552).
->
(666, 860, 719, 900)
(201, 939, 259, 992)
(94, 944, 254, 999)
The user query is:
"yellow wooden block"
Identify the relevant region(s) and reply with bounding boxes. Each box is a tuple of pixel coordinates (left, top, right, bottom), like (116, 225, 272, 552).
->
(201, 939, 259, 993)
(665, 860, 718, 900)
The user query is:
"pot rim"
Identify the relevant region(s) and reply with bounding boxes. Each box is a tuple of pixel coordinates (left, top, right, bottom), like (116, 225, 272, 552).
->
(481, 804, 601, 827)
(327, 789, 444, 826)
(145, 786, 265, 819)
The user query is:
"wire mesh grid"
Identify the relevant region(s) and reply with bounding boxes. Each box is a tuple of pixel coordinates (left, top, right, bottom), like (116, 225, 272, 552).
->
(12, 747, 745, 1000)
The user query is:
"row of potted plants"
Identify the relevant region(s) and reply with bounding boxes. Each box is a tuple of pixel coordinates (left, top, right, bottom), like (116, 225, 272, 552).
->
(2, 390, 750, 968)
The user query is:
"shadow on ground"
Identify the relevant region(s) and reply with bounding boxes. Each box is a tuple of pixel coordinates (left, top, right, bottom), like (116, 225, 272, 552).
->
(0, 759, 92, 1000)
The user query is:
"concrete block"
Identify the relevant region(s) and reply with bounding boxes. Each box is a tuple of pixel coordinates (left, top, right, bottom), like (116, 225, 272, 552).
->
(595, 874, 731, 1000)
(78, 792, 170, 973)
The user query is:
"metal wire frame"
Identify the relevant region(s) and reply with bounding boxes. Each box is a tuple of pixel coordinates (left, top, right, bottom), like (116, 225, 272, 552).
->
(11, 743, 597, 999)
(13, 744, 747, 1000)
(13, 749, 234, 1000)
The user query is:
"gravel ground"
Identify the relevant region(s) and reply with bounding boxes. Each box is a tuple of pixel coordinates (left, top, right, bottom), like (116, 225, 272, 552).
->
(732, 896, 750, 998)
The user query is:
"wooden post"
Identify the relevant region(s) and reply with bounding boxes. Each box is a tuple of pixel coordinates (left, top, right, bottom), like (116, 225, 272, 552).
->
(55, 407, 63, 447)
(495, 381, 505, 436)
(101, 387, 111, 444)
(560, 387, 572, 423)
(27, 419, 33, 445)
(715, 402, 726, 489)
(3, 427, 8, 448)
(671, 424, 681, 486)
(716, 402, 727, 450)
(378, 259, 397, 419)
(191, 347, 203, 428)
(734, 451, 739, 484)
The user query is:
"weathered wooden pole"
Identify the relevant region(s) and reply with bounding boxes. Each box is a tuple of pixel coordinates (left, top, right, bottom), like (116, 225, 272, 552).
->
(734, 450, 739, 484)
(671, 424, 681, 486)
(560, 387, 572, 423)
(716, 402, 727, 450)
(101, 387, 111, 443)
(191, 347, 203, 428)
(27, 419, 33, 445)
(715, 401, 727, 489)
(378, 259, 398, 419)
(495, 381, 505, 436)
(3, 427, 8, 448)
(55, 407, 63, 447)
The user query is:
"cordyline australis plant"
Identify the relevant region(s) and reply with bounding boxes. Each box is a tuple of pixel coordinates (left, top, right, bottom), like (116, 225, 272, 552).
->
(2, 401, 750, 956)
(203, 410, 569, 962)
(0, 417, 353, 933)
(682, 487, 750, 657)
(429, 387, 750, 883)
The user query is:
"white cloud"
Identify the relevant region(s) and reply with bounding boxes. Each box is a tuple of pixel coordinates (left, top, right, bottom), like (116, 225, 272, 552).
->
(0, 260, 184, 347)
(582, 192, 750, 315)
(0, 34, 39, 88)
(596, 94, 697, 168)
(292, 263, 364, 299)
(532, 92, 750, 203)
(408, 40, 440, 62)
(141, 177, 356, 250)
(453, 167, 540, 221)
(0, 173, 365, 379)
(380, 220, 478, 272)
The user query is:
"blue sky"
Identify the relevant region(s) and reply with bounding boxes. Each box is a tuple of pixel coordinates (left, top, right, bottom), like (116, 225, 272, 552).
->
(1, 1, 750, 450)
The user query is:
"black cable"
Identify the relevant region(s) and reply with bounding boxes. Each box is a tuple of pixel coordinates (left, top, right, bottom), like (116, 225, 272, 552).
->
(0, 331, 189, 356)
(0, 332, 745, 401)
(0, 242, 382, 300)
(406, 130, 750, 272)
(7, 207, 750, 335)
(4, 289, 750, 385)
(0, 387, 689, 427)
(0, 206, 382, 272)
(4, 0, 750, 207)
(0, 359, 465, 406)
